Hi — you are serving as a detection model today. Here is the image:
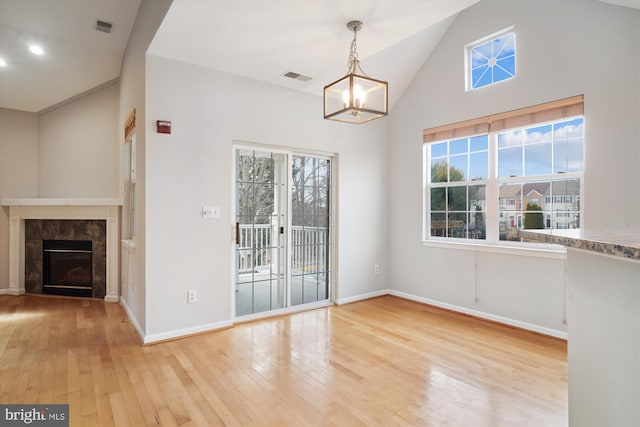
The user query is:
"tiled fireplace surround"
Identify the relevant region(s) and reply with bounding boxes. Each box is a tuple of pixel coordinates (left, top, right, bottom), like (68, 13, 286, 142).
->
(25, 219, 107, 298)
(3, 200, 120, 302)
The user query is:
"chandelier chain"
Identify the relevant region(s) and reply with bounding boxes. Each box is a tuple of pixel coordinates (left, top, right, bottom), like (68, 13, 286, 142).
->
(347, 27, 367, 76)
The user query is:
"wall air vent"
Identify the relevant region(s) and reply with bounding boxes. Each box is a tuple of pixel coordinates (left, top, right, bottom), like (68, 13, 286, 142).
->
(283, 71, 312, 82)
(96, 19, 114, 34)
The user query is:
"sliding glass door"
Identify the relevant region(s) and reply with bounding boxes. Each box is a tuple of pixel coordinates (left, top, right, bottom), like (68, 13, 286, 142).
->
(234, 149, 331, 317)
(290, 155, 331, 306)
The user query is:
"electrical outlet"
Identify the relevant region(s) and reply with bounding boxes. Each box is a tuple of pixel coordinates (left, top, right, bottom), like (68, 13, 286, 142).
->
(374, 265, 380, 275)
(187, 290, 197, 304)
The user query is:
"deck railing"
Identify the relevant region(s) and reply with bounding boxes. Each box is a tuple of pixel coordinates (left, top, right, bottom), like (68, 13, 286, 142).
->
(237, 224, 328, 273)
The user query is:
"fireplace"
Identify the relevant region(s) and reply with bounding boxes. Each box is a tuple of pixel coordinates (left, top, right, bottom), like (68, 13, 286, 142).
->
(43, 240, 93, 297)
(3, 201, 120, 302)
(24, 219, 107, 299)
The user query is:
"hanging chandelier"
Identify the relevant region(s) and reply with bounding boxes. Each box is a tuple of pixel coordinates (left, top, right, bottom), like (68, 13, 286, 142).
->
(323, 20, 388, 124)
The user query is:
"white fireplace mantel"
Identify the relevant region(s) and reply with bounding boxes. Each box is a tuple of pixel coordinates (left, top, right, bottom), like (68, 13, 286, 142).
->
(1, 198, 122, 207)
(2, 198, 122, 302)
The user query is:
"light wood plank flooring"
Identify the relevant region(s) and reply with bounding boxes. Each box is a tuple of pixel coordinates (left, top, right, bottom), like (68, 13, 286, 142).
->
(0, 295, 567, 426)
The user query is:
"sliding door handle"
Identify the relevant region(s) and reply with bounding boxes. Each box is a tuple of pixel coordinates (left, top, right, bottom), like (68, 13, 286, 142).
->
(235, 222, 240, 245)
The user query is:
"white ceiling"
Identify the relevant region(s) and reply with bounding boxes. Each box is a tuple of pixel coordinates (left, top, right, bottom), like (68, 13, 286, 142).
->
(600, 0, 640, 7)
(148, 0, 481, 109)
(1, 0, 638, 113)
(0, 0, 141, 112)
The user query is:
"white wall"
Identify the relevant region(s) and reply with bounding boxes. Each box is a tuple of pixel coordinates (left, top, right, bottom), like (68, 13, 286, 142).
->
(118, 0, 174, 336)
(0, 85, 121, 291)
(39, 82, 119, 198)
(143, 56, 389, 338)
(566, 249, 640, 427)
(0, 108, 40, 199)
(388, 0, 640, 335)
(0, 108, 39, 289)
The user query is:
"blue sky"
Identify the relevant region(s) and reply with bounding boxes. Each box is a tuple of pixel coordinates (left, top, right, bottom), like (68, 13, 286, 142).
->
(430, 118, 584, 181)
(471, 32, 516, 89)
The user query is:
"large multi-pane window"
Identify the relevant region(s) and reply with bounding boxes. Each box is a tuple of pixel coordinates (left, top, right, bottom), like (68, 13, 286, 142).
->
(424, 96, 584, 244)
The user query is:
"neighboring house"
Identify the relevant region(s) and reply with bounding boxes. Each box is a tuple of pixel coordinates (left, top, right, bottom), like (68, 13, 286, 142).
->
(499, 180, 580, 235)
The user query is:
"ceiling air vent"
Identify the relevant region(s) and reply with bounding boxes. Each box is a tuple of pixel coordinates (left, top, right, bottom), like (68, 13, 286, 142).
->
(96, 19, 114, 34)
(283, 71, 312, 82)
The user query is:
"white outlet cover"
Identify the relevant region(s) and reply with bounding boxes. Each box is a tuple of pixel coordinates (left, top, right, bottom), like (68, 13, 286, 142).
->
(187, 290, 197, 303)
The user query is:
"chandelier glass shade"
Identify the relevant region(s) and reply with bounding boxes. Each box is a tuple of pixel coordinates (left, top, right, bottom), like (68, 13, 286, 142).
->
(323, 20, 388, 124)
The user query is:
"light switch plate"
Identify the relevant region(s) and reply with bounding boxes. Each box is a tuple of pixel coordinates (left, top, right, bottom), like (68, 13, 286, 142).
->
(202, 206, 220, 219)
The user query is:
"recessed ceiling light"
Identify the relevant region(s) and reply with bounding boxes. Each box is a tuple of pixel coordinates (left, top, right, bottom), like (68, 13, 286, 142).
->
(0, 58, 7, 68)
(29, 44, 44, 55)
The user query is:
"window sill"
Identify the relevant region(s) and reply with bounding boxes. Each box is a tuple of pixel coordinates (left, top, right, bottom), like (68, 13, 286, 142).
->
(421, 238, 566, 259)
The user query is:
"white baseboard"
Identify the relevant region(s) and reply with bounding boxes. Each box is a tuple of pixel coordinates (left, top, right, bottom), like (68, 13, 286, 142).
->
(143, 320, 233, 345)
(388, 289, 567, 340)
(121, 288, 565, 344)
(335, 289, 389, 305)
(104, 295, 119, 303)
(5, 288, 25, 296)
(0, 288, 9, 295)
(120, 297, 145, 343)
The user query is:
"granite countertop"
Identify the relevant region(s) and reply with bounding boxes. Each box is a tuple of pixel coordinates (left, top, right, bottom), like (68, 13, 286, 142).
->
(519, 229, 640, 261)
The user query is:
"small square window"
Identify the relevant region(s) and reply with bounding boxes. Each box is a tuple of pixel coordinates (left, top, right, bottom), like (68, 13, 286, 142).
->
(466, 28, 516, 90)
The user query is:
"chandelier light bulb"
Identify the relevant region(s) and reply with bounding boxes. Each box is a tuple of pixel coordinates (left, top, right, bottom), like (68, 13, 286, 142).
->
(353, 85, 366, 108)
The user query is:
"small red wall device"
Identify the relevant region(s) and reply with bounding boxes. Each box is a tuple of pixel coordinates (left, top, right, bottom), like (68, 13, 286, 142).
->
(157, 120, 171, 134)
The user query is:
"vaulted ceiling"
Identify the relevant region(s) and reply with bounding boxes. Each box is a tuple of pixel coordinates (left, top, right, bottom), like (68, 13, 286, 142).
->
(0, 0, 141, 112)
(1, 0, 638, 113)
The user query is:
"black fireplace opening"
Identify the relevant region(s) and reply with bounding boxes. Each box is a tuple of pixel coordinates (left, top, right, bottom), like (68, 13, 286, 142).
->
(43, 240, 93, 297)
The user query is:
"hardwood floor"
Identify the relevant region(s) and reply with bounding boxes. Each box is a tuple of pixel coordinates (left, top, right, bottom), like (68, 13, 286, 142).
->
(0, 295, 567, 426)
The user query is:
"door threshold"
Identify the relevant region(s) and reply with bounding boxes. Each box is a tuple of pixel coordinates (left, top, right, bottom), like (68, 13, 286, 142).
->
(234, 300, 333, 324)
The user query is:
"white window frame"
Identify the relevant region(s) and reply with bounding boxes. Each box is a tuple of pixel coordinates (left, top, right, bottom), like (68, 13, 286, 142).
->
(465, 26, 516, 92)
(422, 97, 584, 257)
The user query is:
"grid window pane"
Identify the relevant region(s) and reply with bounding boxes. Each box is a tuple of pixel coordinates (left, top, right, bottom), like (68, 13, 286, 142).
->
(498, 130, 522, 148)
(448, 213, 467, 238)
(470, 152, 488, 180)
(431, 213, 446, 237)
(468, 211, 486, 239)
(554, 138, 584, 173)
(449, 155, 467, 181)
(431, 159, 448, 183)
(448, 186, 467, 211)
(498, 146, 523, 177)
(524, 143, 552, 176)
(526, 125, 552, 144)
(431, 141, 447, 158)
(431, 187, 446, 212)
(470, 135, 488, 152)
(450, 138, 468, 155)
